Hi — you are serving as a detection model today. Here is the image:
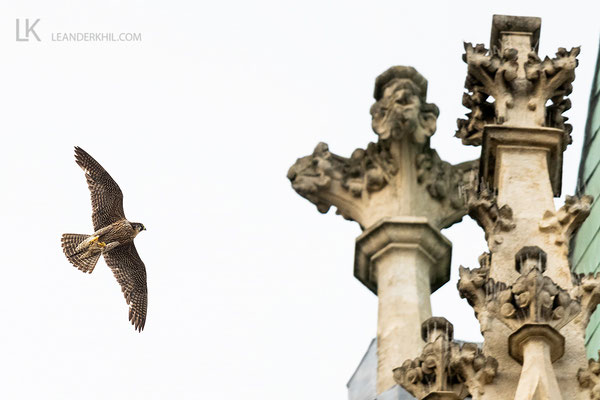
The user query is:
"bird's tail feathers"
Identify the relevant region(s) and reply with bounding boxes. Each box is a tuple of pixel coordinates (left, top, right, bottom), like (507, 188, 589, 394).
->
(61, 233, 101, 273)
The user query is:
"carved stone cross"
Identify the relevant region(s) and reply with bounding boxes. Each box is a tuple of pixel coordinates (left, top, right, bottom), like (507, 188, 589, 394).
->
(288, 66, 477, 393)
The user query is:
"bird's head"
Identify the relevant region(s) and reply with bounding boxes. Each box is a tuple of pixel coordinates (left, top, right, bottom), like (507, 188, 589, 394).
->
(132, 222, 146, 233)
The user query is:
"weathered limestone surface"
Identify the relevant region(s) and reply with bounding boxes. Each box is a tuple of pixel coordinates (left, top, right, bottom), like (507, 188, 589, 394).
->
(355, 218, 452, 391)
(288, 67, 477, 394)
(457, 16, 595, 400)
(395, 14, 600, 400)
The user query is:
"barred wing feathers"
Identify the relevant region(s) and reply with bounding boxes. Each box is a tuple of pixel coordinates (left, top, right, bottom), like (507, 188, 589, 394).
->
(103, 243, 148, 332)
(74, 146, 125, 231)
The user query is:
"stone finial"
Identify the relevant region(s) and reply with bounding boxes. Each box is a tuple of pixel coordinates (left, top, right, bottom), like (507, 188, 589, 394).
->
(370, 66, 439, 145)
(289, 67, 479, 396)
(422, 317, 453, 343)
(373, 66, 429, 103)
(458, 246, 582, 400)
(456, 15, 579, 146)
(514, 246, 547, 273)
(458, 247, 580, 333)
(394, 317, 498, 400)
(288, 66, 478, 230)
(539, 195, 593, 247)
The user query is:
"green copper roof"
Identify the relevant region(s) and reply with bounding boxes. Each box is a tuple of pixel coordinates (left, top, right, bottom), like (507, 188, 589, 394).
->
(573, 39, 600, 358)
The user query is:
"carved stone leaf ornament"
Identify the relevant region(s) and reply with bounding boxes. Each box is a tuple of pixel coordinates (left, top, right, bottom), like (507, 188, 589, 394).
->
(457, 42, 579, 146)
(399, 14, 596, 400)
(393, 317, 498, 400)
(287, 13, 600, 400)
(458, 248, 581, 333)
(288, 66, 478, 230)
(578, 355, 600, 400)
(575, 274, 600, 399)
(288, 66, 480, 394)
(464, 181, 516, 251)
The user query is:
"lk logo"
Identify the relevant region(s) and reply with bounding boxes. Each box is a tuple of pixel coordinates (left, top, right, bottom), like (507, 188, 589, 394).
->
(16, 19, 41, 42)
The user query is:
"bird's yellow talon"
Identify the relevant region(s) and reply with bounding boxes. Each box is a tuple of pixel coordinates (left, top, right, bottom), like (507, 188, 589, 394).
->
(89, 236, 106, 247)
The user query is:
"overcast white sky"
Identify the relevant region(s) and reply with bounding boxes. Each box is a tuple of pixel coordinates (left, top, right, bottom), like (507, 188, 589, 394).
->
(0, 1, 598, 399)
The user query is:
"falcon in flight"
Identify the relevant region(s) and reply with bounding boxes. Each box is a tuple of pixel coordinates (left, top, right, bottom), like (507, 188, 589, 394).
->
(61, 146, 148, 332)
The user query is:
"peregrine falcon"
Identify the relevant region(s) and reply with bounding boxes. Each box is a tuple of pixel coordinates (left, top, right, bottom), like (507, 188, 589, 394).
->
(61, 146, 148, 332)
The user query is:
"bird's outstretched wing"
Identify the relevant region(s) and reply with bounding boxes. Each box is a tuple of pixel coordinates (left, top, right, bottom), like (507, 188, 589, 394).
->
(74, 146, 126, 231)
(103, 242, 148, 332)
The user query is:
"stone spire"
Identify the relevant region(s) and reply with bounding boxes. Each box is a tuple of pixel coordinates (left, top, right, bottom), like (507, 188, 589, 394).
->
(395, 15, 600, 400)
(288, 66, 477, 393)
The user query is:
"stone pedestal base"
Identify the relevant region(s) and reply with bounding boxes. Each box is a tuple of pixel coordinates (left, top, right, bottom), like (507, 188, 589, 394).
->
(354, 217, 452, 394)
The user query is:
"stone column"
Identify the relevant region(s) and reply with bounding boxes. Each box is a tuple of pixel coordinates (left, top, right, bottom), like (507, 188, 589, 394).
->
(355, 218, 451, 392)
(288, 67, 477, 394)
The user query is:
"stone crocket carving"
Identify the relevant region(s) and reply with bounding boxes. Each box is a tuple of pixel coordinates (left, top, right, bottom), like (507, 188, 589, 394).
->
(578, 352, 600, 400)
(464, 180, 516, 252)
(569, 273, 600, 399)
(539, 194, 593, 248)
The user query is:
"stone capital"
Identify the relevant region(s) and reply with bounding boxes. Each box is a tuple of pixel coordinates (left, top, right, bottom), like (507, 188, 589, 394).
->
(354, 217, 452, 295)
(508, 323, 565, 364)
(456, 15, 578, 147)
